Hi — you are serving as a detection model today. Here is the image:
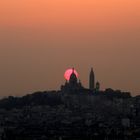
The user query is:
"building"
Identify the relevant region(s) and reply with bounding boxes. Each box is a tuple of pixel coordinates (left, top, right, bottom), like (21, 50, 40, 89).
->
(61, 68, 84, 92)
(61, 67, 100, 94)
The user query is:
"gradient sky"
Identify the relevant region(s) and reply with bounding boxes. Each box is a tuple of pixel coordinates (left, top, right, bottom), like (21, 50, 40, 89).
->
(0, 0, 140, 97)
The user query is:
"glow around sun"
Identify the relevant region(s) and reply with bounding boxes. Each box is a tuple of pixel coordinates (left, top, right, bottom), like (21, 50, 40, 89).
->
(64, 68, 79, 81)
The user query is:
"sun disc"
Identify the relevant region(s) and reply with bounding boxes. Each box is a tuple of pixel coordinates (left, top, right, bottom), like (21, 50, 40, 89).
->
(64, 68, 78, 81)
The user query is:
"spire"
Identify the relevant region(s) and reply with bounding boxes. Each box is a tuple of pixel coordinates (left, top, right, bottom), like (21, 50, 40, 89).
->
(72, 67, 75, 74)
(89, 67, 95, 90)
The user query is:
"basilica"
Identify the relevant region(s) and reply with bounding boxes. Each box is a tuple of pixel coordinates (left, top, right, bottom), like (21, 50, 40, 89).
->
(61, 68, 100, 93)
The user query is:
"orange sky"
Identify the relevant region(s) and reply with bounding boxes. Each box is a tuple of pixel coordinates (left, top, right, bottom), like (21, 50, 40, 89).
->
(0, 0, 140, 28)
(0, 0, 140, 96)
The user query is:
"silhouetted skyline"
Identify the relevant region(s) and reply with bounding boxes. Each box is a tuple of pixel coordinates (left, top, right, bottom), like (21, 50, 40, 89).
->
(0, 0, 140, 96)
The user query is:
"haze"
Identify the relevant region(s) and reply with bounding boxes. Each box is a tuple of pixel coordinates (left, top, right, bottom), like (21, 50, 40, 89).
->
(0, 0, 140, 97)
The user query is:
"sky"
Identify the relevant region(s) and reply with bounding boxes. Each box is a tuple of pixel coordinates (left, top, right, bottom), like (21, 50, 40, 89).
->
(0, 0, 140, 97)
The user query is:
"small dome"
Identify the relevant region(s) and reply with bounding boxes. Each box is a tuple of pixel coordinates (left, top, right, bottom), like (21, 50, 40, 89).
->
(96, 81, 100, 85)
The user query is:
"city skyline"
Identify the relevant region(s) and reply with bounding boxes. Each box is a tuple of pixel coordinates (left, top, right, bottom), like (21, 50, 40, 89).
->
(0, 0, 140, 96)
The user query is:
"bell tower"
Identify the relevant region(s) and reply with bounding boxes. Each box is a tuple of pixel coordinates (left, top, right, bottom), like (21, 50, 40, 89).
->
(89, 68, 95, 90)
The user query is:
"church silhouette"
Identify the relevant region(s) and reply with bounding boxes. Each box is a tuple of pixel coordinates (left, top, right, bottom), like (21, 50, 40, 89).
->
(61, 68, 100, 93)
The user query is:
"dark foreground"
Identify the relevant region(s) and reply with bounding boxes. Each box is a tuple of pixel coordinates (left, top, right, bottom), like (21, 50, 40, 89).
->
(0, 91, 140, 140)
